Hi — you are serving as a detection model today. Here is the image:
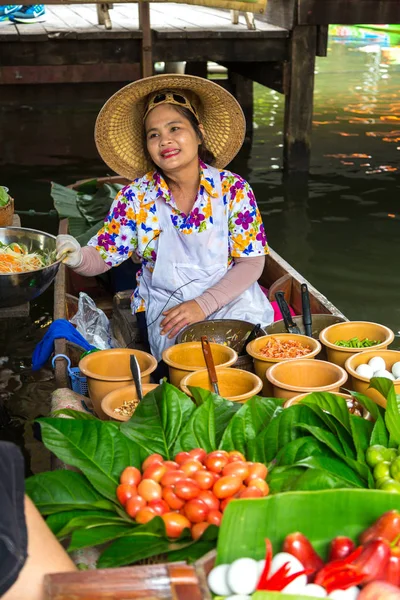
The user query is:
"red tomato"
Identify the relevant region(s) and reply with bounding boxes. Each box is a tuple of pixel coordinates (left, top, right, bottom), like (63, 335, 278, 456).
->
(174, 451, 191, 465)
(205, 452, 229, 473)
(213, 476, 242, 499)
(161, 470, 186, 487)
(192, 470, 215, 490)
(142, 463, 167, 482)
(137, 479, 162, 502)
(174, 479, 200, 501)
(184, 498, 209, 523)
(162, 512, 191, 538)
(222, 462, 250, 480)
(164, 460, 179, 471)
(220, 497, 235, 512)
(116, 483, 137, 506)
(197, 490, 220, 512)
(125, 495, 146, 518)
(191, 522, 210, 540)
(148, 499, 169, 516)
(249, 478, 269, 496)
(136, 507, 156, 524)
(162, 485, 185, 510)
(188, 448, 207, 463)
(207, 509, 222, 526)
(245, 463, 268, 484)
(228, 451, 246, 463)
(239, 487, 263, 499)
(181, 459, 204, 477)
(142, 453, 164, 471)
(120, 466, 141, 487)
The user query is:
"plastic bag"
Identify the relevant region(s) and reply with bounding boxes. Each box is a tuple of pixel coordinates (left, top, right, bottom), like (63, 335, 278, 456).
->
(70, 292, 118, 349)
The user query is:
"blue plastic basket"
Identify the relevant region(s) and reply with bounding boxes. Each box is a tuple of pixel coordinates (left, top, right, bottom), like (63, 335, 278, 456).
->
(52, 354, 88, 396)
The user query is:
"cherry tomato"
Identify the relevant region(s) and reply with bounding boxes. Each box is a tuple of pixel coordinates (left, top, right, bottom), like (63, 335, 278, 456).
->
(175, 451, 191, 465)
(191, 522, 210, 540)
(137, 479, 162, 502)
(162, 512, 191, 538)
(148, 499, 169, 516)
(220, 497, 235, 512)
(207, 509, 222, 526)
(116, 483, 137, 506)
(161, 470, 186, 487)
(228, 451, 246, 463)
(142, 463, 167, 482)
(222, 462, 250, 480)
(188, 448, 207, 463)
(184, 498, 209, 523)
(181, 459, 204, 477)
(162, 485, 185, 510)
(192, 470, 215, 490)
(120, 466, 141, 487)
(239, 487, 263, 499)
(249, 478, 270, 496)
(174, 479, 200, 500)
(205, 452, 229, 473)
(142, 453, 164, 471)
(125, 495, 146, 518)
(197, 490, 220, 512)
(136, 507, 156, 524)
(164, 460, 179, 471)
(245, 463, 268, 484)
(213, 476, 242, 499)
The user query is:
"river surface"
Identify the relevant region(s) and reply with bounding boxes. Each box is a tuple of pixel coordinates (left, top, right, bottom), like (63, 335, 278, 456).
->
(1, 28, 400, 469)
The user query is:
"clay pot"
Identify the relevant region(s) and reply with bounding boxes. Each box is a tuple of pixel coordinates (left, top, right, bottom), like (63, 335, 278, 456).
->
(101, 383, 159, 422)
(345, 349, 400, 408)
(180, 367, 263, 403)
(79, 348, 157, 418)
(0, 195, 14, 227)
(319, 321, 394, 368)
(246, 333, 321, 396)
(162, 342, 237, 388)
(266, 358, 348, 401)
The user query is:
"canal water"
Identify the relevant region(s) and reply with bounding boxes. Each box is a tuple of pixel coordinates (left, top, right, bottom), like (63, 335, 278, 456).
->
(1, 27, 400, 470)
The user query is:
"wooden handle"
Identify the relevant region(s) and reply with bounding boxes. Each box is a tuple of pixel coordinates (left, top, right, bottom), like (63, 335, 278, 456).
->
(201, 336, 218, 386)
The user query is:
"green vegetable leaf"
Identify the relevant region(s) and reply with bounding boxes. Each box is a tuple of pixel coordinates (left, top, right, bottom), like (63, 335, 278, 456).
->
(51, 408, 97, 421)
(188, 387, 241, 447)
(0, 186, 9, 207)
(25, 470, 115, 515)
(350, 390, 389, 447)
(173, 396, 216, 454)
(372, 378, 400, 446)
(301, 392, 352, 432)
(69, 523, 134, 552)
(273, 436, 331, 467)
(166, 524, 218, 563)
(349, 414, 373, 462)
(47, 510, 127, 538)
(37, 417, 141, 502)
(120, 382, 195, 461)
(301, 403, 356, 459)
(295, 455, 365, 488)
(268, 465, 356, 493)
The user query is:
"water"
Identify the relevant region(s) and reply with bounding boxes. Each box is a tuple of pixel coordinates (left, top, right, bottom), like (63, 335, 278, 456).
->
(1, 29, 400, 468)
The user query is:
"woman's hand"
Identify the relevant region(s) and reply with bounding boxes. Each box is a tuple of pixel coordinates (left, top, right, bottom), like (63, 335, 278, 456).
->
(56, 234, 83, 269)
(160, 300, 206, 339)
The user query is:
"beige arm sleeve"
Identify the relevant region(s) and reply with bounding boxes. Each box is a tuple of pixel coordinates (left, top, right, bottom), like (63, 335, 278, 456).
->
(73, 246, 111, 276)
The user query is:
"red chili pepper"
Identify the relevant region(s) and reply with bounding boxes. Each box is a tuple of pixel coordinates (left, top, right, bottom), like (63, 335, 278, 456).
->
(317, 565, 366, 594)
(352, 539, 391, 584)
(256, 538, 311, 592)
(328, 536, 356, 562)
(360, 511, 400, 545)
(283, 532, 324, 581)
(314, 547, 364, 589)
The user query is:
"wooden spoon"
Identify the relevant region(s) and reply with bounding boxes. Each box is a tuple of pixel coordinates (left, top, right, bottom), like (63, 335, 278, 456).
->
(201, 336, 220, 395)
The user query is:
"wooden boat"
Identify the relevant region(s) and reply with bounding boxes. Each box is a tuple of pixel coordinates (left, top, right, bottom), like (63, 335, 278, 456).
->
(53, 176, 345, 389)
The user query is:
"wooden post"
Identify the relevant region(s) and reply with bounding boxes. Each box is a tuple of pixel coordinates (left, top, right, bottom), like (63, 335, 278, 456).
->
(283, 25, 317, 172)
(228, 70, 253, 142)
(138, 1, 153, 78)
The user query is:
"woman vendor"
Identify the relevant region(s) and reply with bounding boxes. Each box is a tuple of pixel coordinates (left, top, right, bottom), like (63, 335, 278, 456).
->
(56, 74, 274, 361)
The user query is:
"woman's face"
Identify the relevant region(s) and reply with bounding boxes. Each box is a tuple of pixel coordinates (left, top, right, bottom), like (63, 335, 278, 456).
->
(145, 104, 201, 174)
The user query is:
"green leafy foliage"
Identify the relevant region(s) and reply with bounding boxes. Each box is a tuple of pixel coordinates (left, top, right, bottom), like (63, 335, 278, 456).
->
(0, 186, 10, 207)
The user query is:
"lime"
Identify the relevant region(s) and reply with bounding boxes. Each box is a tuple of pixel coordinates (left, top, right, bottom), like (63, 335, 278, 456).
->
(376, 476, 393, 489)
(374, 461, 391, 481)
(380, 480, 400, 493)
(384, 448, 398, 463)
(366, 445, 388, 468)
(390, 457, 400, 482)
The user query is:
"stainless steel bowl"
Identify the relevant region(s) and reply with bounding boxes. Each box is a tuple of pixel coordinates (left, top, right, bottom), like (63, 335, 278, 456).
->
(0, 227, 62, 308)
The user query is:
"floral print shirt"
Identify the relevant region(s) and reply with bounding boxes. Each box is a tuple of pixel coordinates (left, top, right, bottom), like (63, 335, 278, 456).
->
(88, 161, 268, 313)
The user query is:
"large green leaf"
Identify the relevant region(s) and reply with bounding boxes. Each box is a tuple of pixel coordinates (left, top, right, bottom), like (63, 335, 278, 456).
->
(349, 413, 374, 462)
(25, 470, 115, 515)
(301, 403, 356, 459)
(166, 524, 218, 563)
(295, 455, 365, 487)
(273, 437, 333, 467)
(301, 392, 352, 432)
(217, 490, 400, 564)
(120, 382, 195, 460)
(268, 465, 358, 493)
(68, 523, 134, 552)
(373, 378, 400, 446)
(51, 409, 98, 421)
(173, 396, 216, 454)
(350, 390, 389, 447)
(186, 387, 241, 447)
(37, 417, 141, 502)
(47, 510, 127, 538)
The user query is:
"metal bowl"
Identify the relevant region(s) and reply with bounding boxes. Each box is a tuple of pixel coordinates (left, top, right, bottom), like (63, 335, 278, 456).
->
(0, 227, 61, 308)
(176, 319, 266, 353)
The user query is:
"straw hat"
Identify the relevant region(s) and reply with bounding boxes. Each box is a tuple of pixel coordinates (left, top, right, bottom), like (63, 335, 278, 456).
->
(95, 74, 246, 181)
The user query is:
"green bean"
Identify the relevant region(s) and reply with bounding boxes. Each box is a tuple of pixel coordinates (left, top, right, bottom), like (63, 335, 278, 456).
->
(334, 337, 382, 348)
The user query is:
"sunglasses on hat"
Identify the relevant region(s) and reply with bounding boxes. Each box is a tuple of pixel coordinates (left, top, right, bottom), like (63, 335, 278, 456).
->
(144, 90, 199, 121)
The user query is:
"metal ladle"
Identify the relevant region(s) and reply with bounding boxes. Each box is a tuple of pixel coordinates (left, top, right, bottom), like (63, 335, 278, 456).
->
(130, 354, 143, 402)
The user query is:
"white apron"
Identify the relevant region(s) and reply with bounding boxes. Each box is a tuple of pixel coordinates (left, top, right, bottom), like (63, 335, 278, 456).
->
(139, 166, 274, 361)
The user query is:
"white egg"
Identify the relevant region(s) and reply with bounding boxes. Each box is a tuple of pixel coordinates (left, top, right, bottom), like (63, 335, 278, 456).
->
(329, 586, 360, 600)
(302, 583, 328, 597)
(257, 559, 266, 577)
(227, 557, 259, 595)
(207, 564, 232, 596)
(373, 369, 395, 381)
(225, 596, 252, 600)
(368, 356, 386, 372)
(271, 552, 307, 594)
(391, 361, 400, 379)
(355, 364, 374, 379)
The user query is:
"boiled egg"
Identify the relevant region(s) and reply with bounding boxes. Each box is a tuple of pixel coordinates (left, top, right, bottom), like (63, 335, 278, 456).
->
(227, 557, 259, 595)
(258, 559, 266, 577)
(368, 356, 386, 372)
(392, 361, 400, 379)
(207, 564, 232, 596)
(302, 583, 328, 597)
(225, 596, 252, 600)
(355, 364, 374, 379)
(373, 369, 395, 381)
(271, 552, 307, 594)
(329, 586, 360, 600)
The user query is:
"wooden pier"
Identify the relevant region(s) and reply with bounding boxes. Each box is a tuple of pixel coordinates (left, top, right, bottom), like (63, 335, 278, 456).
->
(1, 0, 399, 173)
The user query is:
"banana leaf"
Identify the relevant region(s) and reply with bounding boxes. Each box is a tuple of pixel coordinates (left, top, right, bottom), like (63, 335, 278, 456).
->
(216, 489, 400, 565)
